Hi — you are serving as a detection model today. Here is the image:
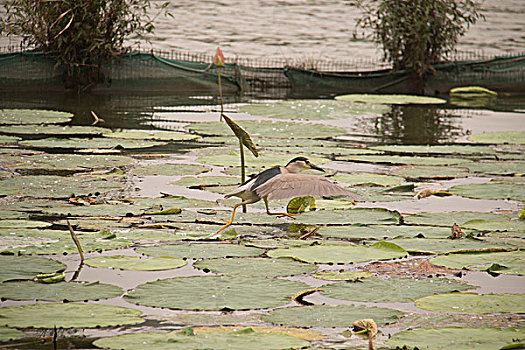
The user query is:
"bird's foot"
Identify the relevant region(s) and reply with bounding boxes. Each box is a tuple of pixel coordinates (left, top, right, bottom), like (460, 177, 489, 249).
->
(269, 212, 301, 219)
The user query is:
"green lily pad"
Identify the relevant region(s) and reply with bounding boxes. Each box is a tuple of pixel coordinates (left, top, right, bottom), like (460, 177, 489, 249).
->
(197, 151, 328, 169)
(137, 243, 264, 260)
(133, 196, 214, 210)
(392, 165, 470, 179)
(264, 145, 380, 157)
(0, 125, 106, 136)
(0, 327, 24, 342)
(468, 131, 525, 145)
(0, 255, 65, 282)
(0, 175, 123, 198)
(370, 144, 495, 155)
(20, 137, 166, 149)
(318, 224, 455, 239)
(415, 292, 525, 314)
(313, 271, 373, 281)
(243, 239, 314, 249)
(0, 280, 123, 301)
(333, 174, 404, 187)
(335, 94, 446, 105)
(387, 327, 525, 350)
(267, 241, 407, 264)
(263, 304, 403, 328)
(0, 109, 73, 125)
(405, 211, 511, 227)
(0, 303, 143, 328)
(430, 250, 525, 275)
(94, 329, 310, 350)
(465, 161, 525, 175)
(294, 208, 402, 225)
(187, 120, 347, 139)
(0, 219, 52, 229)
(41, 203, 145, 218)
(383, 238, 515, 254)
(103, 130, 199, 141)
(130, 163, 210, 176)
(238, 99, 390, 120)
(171, 175, 239, 188)
(194, 257, 316, 277)
(321, 276, 473, 302)
(450, 183, 525, 202)
(125, 275, 307, 310)
(117, 229, 181, 242)
(340, 154, 472, 166)
(0, 135, 19, 144)
(85, 255, 186, 271)
(462, 219, 525, 232)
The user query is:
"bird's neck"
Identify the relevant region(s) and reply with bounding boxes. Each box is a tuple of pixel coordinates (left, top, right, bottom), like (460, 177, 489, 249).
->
(283, 164, 301, 174)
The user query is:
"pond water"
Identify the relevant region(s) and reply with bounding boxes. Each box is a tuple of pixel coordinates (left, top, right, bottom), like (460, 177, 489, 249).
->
(0, 2, 524, 349)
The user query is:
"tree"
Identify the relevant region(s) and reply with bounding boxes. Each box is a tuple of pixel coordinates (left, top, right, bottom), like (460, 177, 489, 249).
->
(2, 0, 171, 91)
(349, 0, 484, 76)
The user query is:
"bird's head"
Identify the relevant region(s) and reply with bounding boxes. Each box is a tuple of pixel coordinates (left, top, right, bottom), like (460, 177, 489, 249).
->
(285, 157, 325, 173)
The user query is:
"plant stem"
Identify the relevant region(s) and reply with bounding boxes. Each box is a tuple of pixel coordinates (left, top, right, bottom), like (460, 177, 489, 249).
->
(218, 66, 224, 118)
(239, 138, 247, 213)
(67, 219, 84, 262)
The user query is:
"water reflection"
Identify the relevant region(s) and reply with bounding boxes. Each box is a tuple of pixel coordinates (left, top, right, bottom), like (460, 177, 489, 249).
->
(359, 105, 467, 145)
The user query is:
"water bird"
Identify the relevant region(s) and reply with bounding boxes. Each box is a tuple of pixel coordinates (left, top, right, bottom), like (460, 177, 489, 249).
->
(217, 156, 355, 232)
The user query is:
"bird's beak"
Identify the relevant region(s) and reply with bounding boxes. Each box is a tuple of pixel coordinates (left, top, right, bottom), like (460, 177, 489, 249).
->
(309, 163, 325, 172)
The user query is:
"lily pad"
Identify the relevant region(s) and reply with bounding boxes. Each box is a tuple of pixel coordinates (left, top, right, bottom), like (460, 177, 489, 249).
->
(0, 219, 52, 229)
(130, 163, 210, 176)
(0, 135, 19, 144)
(94, 329, 310, 350)
(450, 182, 525, 201)
(340, 154, 472, 166)
(382, 238, 515, 254)
(465, 161, 525, 175)
(194, 257, 316, 277)
(321, 276, 473, 302)
(0, 109, 73, 125)
(267, 241, 407, 264)
(294, 208, 402, 225)
(333, 174, 404, 187)
(264, 145, 380, 157)
(468, 131, 525, 145)
(238, 99, 390, 120)
(0, 327, 24, 342)
(197, 151, 328, 169)
(42, 203, 145, 218)
(415, 292, 525, 314)
(0, 303, 143, 328)
(313, 271, 373, 281)
(318, 224, 455, 239)
(116, 229, 181, 242)
(187, 120, 347, 139)
(137, 243, 264, 260)
(85, 255, 186, 271)
(103, 130, 199, 141)
(405, 211, 511, 227)
(370, 144, 495, 155)
(20, 137, 166, 149)
(387, 327, 525, 350)
(335, 94, 446, 105)
(0, 175, 123, 198)
(462, 219, 525, 232)
(125, 275, 307, 310)
(392, 165, 470, 179)
(0, 125, 106, 136)
(430, 250, 525, 275)
(0, 281, 123, 301)
(171, 175, 239, 189)
(262, 304, 403, 328)
(0, 255, 65, 282)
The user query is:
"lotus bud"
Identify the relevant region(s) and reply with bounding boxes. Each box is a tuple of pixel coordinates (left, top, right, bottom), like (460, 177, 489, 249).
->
(213, 47, 225, 67)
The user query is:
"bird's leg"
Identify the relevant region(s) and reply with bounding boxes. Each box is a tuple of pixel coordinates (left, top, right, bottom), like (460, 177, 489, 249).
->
(217, 202, 242, 233)
(264, 198, 300, 219)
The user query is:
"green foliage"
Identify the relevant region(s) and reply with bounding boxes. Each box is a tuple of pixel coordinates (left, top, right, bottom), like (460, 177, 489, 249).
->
(2, 0, 170, 90)
(349, 0, 484, 76)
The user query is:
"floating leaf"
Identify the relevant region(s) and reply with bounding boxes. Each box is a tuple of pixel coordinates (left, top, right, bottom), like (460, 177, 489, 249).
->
(103, 130, 199, 141)
(35, 272, 65, 283)
(0, 219, 51, 229)
(171, 175, 239, 188)
(267, 241, 407, 264)
(450, 182, 525, 201)
(370, 144, 495, 155)
(130, 163, 210, 176)
(0, 109, 73, 125)
(430, 250, 525, 275)
(405, 211, 510, 227)
(382, 238, 514, 254)
(125, 276, 307, 310)
(466, 161, 525, 175)
(468, 131, 525, 145)
(387, 327, 525, 350)
(263, 304, 403, 328)
(137, 243, 264, 260)
(0, 255, 65, 282)
(318, 224, 454, 239)
(193, 257, 316, 277)
(85, 255, 187, 271)
(294, 208, 402, 225)
(197, 151, 328, 169)
(321, 276, 472, 302)
(94, 329, 310, 350)
(0, 303, 143, 328)
(0, 327, 24, 342)
(0, 281, 123, 301)
(415, 188, 453, 199)
(392, 165, 470, 179)
(340, 154, 472, 166)
(20, 137, 166, 149)
(333, 174, 404, 187)
(287, 196, 316, 214)
(415, 293, 525, 314)
(313, 271, 373, 281)
(335, 94, 446, 105)
(238, 99, 390, 120)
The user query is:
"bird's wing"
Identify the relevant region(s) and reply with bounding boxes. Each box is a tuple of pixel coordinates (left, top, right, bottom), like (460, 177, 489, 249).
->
(254, 173, 359, 201)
